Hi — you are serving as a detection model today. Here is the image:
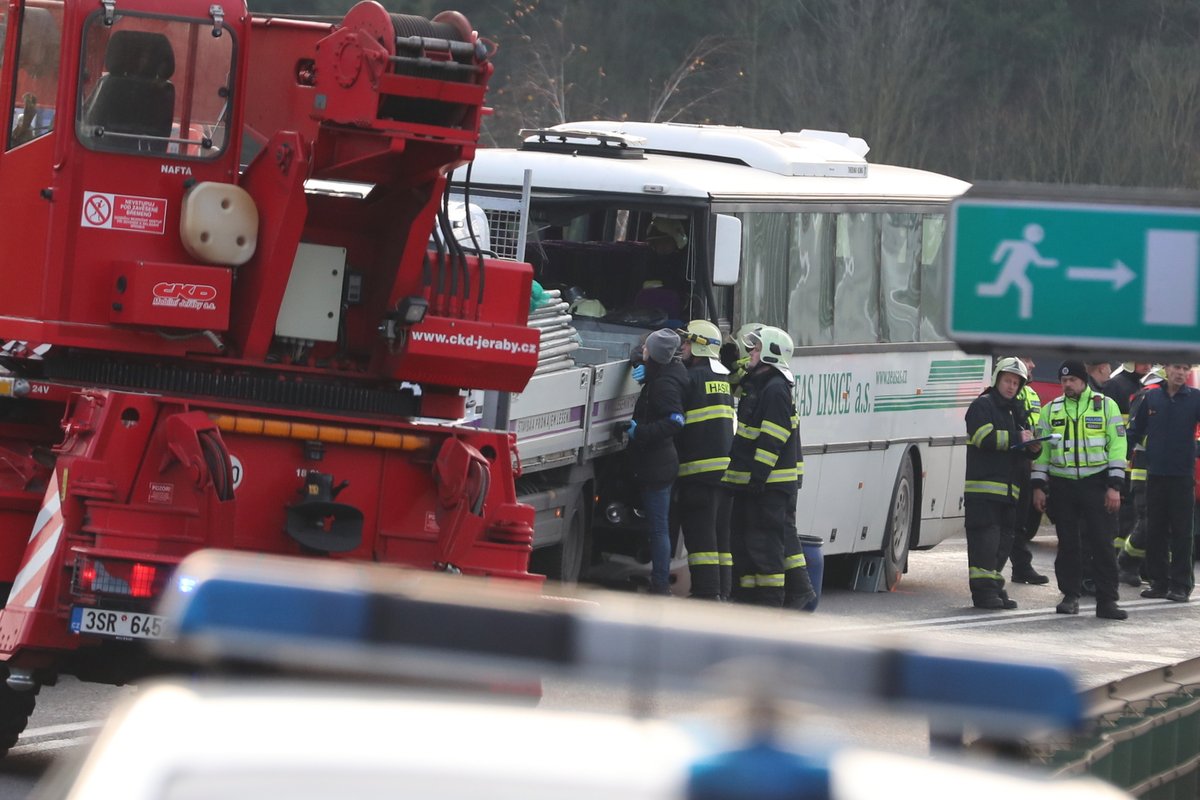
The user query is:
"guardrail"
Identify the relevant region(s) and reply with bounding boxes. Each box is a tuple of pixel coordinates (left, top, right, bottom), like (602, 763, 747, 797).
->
(1026, 657, 1200, 798)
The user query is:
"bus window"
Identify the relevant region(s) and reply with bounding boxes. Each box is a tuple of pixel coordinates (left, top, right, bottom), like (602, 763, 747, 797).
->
(834, 213, 881, 344)
(738, 212, 790, 331)
(526, 207, 695, 330)
(880, 213, 923, 343)
(920, 215, 949, 340)
(8, 4, 61, 150)
(739, 209, 952, 347)
(788, 212, 835, 346)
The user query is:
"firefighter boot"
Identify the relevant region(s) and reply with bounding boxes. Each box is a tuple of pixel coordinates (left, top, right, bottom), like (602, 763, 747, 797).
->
(1117, 531, 1146, 586)
(1096, 600, 1128, 620)
(970, 572, 1005, 609)
(782, 560, 816, 612)
(972, 588, 1004, 610)
(1011, 567, 1049, 585)
(1056, 595, 1079, 615)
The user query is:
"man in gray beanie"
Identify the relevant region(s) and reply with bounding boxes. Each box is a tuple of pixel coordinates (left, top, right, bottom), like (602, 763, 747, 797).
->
(622, 329, 688, 594)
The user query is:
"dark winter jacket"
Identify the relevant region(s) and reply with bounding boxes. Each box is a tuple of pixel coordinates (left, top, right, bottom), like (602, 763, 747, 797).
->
(722, 366, 802, 493)
(1103, 369, 1144, 421)
(1128, 383, 1200, 478)
(964, 387, 1032, 503)
(628, 359, 688, 486)
(676, 357, 735, 484)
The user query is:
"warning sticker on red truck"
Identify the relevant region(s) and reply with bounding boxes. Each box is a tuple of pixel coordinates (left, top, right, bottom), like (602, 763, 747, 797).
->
(81, 191, 167, 235)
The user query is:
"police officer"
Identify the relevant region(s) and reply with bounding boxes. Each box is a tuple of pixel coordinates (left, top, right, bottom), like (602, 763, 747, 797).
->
(721, 326, 812, 608)
(1008, 357, 1050, 585)
(1128, 363, 1200, 602)
(1031, 360, 1128, 620)
(964, 358, 1038, 609)
(675, 320, 736, 600)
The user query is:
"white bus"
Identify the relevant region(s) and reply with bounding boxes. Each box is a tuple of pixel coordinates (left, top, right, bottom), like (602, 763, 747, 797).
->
(452, 122, 982, 591)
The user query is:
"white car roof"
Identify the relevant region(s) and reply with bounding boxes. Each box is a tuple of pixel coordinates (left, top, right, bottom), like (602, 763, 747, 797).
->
(51, 680, 703, 800)
(45, 678, 1128, 800)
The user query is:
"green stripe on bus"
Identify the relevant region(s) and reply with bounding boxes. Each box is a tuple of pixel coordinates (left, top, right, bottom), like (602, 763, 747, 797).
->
(873, 399, 974, 411)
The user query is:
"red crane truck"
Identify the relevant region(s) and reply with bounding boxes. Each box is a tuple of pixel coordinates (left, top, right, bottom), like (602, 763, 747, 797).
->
(0, 0, 540, 752)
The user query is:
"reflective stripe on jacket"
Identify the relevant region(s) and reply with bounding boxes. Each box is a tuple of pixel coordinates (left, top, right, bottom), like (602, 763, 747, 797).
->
(1018, 384, 1041, 427)
(964, 387, 1029, 503)
(677, 358, 735, 483)
(1032, 386, 1126, 488)
(722, 367, 802, 490)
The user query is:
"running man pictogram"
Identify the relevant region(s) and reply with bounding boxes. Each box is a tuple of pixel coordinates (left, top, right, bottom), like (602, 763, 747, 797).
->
(976, 223, 1058, 319)
(83, 194, 112, 227)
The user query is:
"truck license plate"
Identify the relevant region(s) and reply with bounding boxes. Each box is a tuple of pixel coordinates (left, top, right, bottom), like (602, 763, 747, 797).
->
(70, 607, 168, 640)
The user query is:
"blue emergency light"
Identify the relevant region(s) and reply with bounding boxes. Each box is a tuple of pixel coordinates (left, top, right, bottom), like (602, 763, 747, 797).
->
(158, 551, 1082, 738)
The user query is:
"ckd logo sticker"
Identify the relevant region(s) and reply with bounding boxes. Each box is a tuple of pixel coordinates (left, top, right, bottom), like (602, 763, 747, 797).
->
(81, 191, 167, 234)
(152, 282, 218, 311)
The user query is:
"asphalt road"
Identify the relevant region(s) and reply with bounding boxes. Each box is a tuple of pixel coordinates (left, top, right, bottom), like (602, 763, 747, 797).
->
(0, 531, 1194, 799)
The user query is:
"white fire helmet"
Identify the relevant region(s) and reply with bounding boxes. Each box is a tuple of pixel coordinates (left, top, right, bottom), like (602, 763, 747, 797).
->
(750, 326, 794, 383)
(992, 356, 1029, 388)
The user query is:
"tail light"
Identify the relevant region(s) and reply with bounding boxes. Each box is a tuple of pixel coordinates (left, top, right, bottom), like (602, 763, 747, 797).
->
(72, 556, 170, 600)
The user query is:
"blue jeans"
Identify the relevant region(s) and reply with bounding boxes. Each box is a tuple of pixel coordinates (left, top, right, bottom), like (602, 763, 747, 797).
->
(641, 483, 673, 592)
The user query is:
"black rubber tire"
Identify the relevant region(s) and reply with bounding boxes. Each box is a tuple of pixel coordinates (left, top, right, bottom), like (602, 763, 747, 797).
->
(883, 455, 915, 590)
(531, 510, 587, 584)
(0, 678, 37, 757)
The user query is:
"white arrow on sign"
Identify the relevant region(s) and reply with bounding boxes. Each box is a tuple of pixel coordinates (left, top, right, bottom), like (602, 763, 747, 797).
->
(1065, 260, 1135, 290)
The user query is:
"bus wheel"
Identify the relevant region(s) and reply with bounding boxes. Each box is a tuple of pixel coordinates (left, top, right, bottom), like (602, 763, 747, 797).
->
(532, 509, 587, 584)
(883, 456, 915, 590)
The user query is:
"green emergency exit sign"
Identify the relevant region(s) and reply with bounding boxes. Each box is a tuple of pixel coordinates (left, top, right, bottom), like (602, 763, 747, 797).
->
(948, 193, 1200, 352)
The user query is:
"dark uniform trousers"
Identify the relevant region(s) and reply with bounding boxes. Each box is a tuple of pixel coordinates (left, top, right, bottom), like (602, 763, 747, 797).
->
(676, 480, 727, 599)
(1144, 475, 1196, 594)
(1007, 464, 1040, 574)
(1118, 474, 1150, 576)
(731, 489, 790, 607)
(1049, 474, 1120, 603)
(965, 497, 1015, 602)
(781, 492, 814, 608)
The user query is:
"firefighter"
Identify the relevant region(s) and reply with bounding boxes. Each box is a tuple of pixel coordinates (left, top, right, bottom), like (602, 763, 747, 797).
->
(719, 322, 761, 398)
(1105, 362, 1151, 412)
(1007, 357, 1050, 585)
(964, 357, 1038, 609)
(674, 320, 736, 600)
(622, 329, 689, 595)
(1031, 360, 1128, 620)
(1104, 363, 1151, 571)
(721, 326, 813, 608)
(1117, 366, 1164, 586)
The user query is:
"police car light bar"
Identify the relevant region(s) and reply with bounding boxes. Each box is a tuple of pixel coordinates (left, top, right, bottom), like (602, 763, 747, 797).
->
(159, 551, 1082, 737)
